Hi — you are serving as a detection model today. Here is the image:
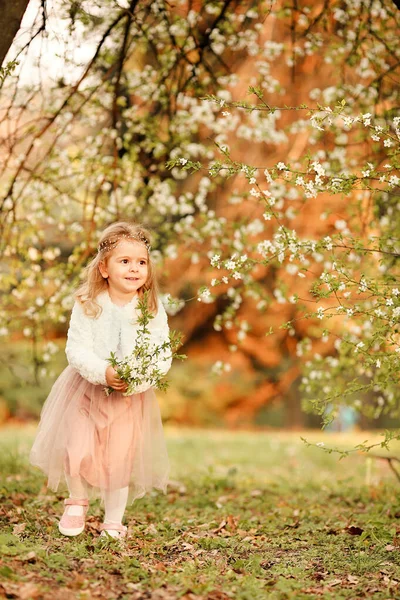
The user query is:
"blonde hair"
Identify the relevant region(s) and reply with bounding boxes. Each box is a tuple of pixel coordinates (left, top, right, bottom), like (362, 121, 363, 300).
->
(74, 222, 158, 318)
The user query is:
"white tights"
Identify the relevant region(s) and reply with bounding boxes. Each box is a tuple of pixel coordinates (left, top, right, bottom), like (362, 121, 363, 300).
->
(65, 474, 128, 525)
(103, 486, 129, 525)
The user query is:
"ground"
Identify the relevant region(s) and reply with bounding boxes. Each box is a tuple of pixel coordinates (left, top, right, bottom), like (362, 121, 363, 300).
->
(1, 426, 400, 599)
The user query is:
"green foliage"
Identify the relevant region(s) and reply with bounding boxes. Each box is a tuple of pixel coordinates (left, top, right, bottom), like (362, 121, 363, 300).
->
(0, 60, 18, 88)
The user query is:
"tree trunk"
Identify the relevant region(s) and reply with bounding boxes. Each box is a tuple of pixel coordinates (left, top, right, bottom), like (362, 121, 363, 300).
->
(0, 0, 31, 68)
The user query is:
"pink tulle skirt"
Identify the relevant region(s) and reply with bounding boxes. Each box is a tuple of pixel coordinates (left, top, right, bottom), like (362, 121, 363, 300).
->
(29, 366, 170, 503)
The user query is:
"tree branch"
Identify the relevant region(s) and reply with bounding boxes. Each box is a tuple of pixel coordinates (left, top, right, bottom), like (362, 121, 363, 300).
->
(366, 453, 400, 484)
(0, 0, 31, 67)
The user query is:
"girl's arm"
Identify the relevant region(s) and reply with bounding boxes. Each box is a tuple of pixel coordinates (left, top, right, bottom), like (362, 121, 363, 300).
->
(65, 301, 109, 386)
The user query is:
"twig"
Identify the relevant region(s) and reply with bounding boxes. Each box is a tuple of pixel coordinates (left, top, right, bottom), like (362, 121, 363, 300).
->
(364, 453, 400, 484)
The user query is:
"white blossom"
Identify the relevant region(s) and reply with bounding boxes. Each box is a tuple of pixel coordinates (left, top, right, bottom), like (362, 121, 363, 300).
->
(361, 113, 372, 126)
(197, 288, 213, 303)
(28, 247, 40, 261)
(264, 169, 273, 183)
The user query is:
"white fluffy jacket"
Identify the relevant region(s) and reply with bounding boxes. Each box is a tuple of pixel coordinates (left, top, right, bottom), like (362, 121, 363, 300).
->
(65, 289, 172, 389)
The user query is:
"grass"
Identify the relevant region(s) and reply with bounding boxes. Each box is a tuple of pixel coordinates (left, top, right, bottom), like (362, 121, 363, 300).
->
(1, 426, 400, 599)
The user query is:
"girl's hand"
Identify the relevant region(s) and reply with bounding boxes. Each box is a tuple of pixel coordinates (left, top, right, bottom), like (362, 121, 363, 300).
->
(106, 366, 128, 393)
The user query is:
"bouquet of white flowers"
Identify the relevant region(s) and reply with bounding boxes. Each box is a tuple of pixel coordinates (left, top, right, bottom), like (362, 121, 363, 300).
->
(104, 291, 185, 396)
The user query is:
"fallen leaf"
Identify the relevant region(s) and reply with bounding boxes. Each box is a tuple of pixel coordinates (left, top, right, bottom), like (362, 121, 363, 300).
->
(22, 551, 36, 563)
(284, 519, 300, 529)
(197, 521, 216, 530)
(181, 542, 194, 551)
(327, 578, 342, 586)
(0, 583, 18, 597)
(345, 525, 364, 535)
(236, 529, 250, 537)
(181, 591, 201, 600)
(13, 523, 26, 535)
(70, 573, 88, 590)
(212, 519, 227, 534)
(226, 514, 238, 532)
(9, 493, 26, 506)
(85, 516, 101, 534)
(260, 560, 275, 570)
(206, 590, 232, 600)
(301, 587, 329, 595)
(216, 495, 231, 505)
(144, 523, 158, 536)
(126, 582, 140, 591)
(18, 583, 41, 600)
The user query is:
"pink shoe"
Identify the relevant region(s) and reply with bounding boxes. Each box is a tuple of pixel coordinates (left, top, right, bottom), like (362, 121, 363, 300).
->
(99, 523, 128, 539)
(58, 498, 89, 536)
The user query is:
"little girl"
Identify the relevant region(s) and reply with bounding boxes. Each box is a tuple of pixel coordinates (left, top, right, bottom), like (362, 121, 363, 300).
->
(30, 221, 172, 539)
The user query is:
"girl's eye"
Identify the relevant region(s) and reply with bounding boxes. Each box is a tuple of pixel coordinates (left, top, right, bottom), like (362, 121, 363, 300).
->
(122, 259, 129, 264)
(140, 260, 147, 265)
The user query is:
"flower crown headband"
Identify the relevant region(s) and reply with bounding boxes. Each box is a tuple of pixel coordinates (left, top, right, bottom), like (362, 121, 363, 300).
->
(97, 232, 151, 253)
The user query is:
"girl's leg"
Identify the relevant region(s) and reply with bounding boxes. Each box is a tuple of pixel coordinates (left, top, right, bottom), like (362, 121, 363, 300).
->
(65, 474, 89, 516)
(104, 486, 129, 524)
(58, 474, 89, 536)
(102, 486, 129, 537)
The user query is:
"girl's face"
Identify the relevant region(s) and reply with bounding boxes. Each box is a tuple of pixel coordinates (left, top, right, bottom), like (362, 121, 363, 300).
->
(99, 239, 149, 295)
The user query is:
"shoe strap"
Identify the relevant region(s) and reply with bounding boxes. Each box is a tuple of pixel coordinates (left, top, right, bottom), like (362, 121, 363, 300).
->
(64, 498, 89, 507)
(100, 523, 127, 532)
